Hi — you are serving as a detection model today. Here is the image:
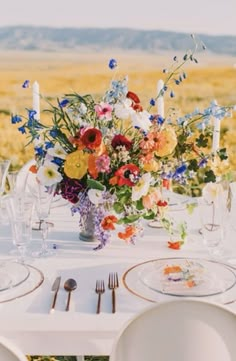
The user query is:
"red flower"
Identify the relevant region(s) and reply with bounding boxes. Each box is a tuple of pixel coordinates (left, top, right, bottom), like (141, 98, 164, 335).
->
(80, 128, 102, 150)
(111, 134, 133, 150)
(101, 215, 118, 230)
(132, 103, 143, 112)
(126, 91, 140, 104)
(157, 200, 168, 207)
(114, 164, 140, 186)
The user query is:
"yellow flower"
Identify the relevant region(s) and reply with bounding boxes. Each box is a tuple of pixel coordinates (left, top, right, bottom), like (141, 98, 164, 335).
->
(209, 157, 231, 177)
(64, 150, 89, 179)
(154, 127, 177, 157)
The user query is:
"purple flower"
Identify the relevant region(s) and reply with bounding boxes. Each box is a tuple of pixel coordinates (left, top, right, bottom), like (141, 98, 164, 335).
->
(11, 115, 22, 124)
(149, 98, 155, 106)
(22, 80, 30, 88)
(18, 125, 26, 134)
(59, 99, 69, 108)
(108, 58, 117, 70)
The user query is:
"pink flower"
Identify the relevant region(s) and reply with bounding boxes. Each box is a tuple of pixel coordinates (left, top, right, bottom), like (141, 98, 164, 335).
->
(95, 102, 113, 120)
(95, 154, 111, 173)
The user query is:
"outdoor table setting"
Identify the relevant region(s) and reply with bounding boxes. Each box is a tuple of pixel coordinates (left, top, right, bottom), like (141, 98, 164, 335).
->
(1, 192, 236, 357)
(1, 41, 236, 359)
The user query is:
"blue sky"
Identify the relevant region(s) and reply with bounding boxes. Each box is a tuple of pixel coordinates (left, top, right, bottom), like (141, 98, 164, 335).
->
(1, 0, 236, 36)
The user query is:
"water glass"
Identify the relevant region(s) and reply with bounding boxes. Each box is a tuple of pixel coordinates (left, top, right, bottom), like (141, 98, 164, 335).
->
(0, 159, 11, 196)
(198, 194, 228, 258)
(6, 194, 35, 263)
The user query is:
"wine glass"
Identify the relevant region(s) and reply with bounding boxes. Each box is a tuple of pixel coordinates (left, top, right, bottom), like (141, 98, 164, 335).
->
(6, 193, 35, 263)
(28, 182, 56, 257)
(0, 159, 11, 195)
(0, 159, 11, 224)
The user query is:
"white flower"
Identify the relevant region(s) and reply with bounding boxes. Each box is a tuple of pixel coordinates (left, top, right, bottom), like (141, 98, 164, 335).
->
(131, 110, 151, 132)
(79, 103, 87, 115)
(202, 182, 223, 203)
(47, 143, 67, 160)
(37, 162, 62, 186)
(88, 189, 104, 205)
(132, 173, 152, 201)
(114, 99, 134, 119)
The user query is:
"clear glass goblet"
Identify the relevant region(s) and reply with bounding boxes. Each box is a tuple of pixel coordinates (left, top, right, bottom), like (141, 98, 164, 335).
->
(6, 194, 35, 264)
(0, 159, 11, 224)
(28, 182, 57, 257)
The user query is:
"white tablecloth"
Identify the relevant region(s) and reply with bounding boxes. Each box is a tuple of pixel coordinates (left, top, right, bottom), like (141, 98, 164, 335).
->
(0, 202, 236, 356)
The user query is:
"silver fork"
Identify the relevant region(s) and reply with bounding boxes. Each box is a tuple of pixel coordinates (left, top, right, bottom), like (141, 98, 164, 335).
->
(108, 272, 119, 313)
(95, 280, 105, 314)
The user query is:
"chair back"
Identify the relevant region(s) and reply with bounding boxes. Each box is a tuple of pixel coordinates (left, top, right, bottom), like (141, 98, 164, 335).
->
(0, 336, 27, 361)
(110, 299, 236, 361)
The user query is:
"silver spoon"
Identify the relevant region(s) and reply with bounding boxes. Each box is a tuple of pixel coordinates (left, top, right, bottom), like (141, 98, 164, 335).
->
(64, 278, 77, 311)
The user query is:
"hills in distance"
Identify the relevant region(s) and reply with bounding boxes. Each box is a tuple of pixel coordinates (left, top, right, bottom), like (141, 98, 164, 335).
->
(0, 26, 235, 56)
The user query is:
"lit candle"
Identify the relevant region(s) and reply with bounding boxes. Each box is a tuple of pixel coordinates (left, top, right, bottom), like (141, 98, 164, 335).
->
(32, 81, 40, 120)
(212, 100, 220, 153)
(157, 79, 164, 118)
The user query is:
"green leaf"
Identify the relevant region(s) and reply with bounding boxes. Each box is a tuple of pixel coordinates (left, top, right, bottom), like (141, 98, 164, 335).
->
(217, 148, 228, 160)
(136, 199, 144, 210)
(186, 202, 197, 215)
(113, 202, 124, 214)
(143, 212, 155, 220)
(196, 133, 208, 148)
(87, 179, 105, 191)
(121, 215, 140, 224)
(188, 159, 198, 171)
(204, 170, 216, 183)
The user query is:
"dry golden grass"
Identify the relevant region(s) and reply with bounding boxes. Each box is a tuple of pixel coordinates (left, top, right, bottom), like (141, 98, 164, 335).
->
(0, 50, 236, 169)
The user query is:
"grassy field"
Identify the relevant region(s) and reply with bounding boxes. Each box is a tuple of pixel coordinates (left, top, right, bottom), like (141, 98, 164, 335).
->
(0, 50, 236, 170)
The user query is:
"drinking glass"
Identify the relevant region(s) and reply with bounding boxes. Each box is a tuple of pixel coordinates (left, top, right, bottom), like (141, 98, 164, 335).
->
(0, 159, 11, 195)
(6, 194, 35, 263)
(28, 182, 56, 257)
(6, 170, 19, 193)
(0, 159, 11, 224)
(198, 190, 229, 258)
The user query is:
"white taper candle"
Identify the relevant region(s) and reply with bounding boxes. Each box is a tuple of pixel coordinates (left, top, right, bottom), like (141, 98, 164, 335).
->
(157, 79, 164, 118)
(212, 100, 220, 153)
(32, 81, 40, 121)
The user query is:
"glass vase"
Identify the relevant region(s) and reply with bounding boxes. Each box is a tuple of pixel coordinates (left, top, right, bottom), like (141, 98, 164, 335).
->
(79, 207, 96, 242)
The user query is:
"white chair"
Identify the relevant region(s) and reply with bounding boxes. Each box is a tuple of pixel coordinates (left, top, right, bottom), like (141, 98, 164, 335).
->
(110, 299, 236, 361)
(0, 336, 27, 361)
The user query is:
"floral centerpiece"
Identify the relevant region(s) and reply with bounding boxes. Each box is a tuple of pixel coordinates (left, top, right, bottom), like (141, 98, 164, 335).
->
(11, 38, 235, 249)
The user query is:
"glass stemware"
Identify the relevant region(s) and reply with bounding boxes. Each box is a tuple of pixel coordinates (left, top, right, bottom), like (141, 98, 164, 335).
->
(29, 182, 56, 257)
(0, 159, 11, 224)
(0, 159, 11, 196)
(6, 193, 35, 263)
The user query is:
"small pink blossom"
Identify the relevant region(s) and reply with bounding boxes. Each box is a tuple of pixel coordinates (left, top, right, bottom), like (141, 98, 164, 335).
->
(95, 154, 111, 173)
(95, 102, 113, 120)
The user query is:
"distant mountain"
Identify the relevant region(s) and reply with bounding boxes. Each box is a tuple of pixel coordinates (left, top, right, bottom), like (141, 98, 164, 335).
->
(0, 26, 235, 56)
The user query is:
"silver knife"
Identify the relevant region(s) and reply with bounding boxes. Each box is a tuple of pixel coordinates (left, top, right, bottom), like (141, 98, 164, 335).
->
(50, 276, 61, 313)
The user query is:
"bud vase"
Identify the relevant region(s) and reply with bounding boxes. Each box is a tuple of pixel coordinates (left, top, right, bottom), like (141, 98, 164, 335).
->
(79, 208, 96, 242)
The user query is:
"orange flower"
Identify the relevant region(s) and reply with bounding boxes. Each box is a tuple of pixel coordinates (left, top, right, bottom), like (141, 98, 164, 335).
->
(164, 265, 182, 275)
(142, 188, 162, 209)
(29, 164, 38, 173)
(167, 241, 183, 250)
(101, 215, 118, 231)
(88, 154, 99, 179)
(118, 225, 137, 242)
(186, 280, 196, 288)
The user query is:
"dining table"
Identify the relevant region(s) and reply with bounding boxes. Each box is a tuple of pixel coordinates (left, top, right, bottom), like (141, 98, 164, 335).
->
(0, 195, 236, 357)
